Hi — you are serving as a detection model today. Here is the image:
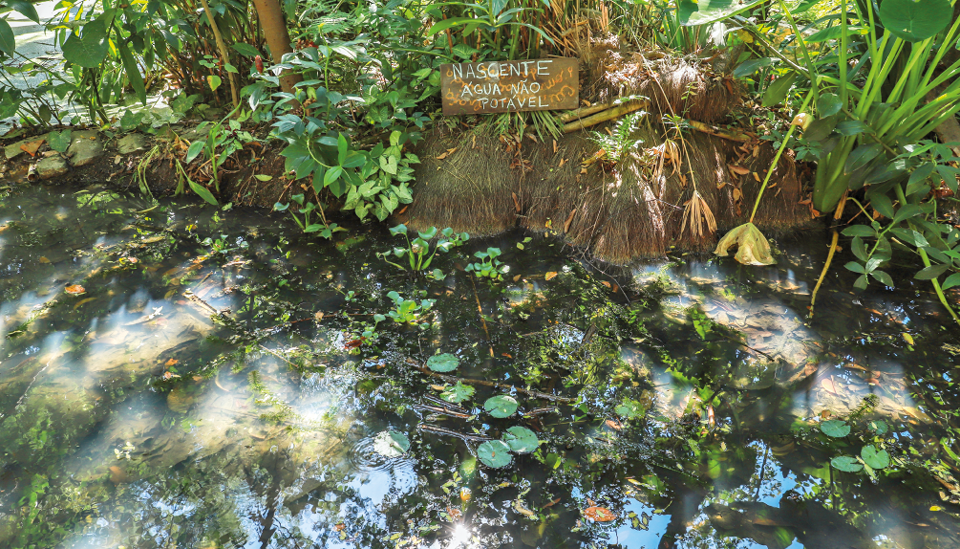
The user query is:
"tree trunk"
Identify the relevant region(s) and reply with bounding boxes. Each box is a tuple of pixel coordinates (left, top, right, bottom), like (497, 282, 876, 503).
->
(250, 0, 301, 94)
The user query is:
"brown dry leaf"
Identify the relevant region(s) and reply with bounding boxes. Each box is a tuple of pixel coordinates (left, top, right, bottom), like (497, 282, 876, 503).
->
(447, 507, 462, 519)
(545, 219, 552, 229)
(430, 384, 446, 391)
(109, 466, 129, 484)
(713, 223, 775, 266)
(435, 148, 457, 160)
(728, 164, 750, 175)
(315, 311, 325, 322)
(502, 353, 513, 358)
(39, 256, 51, 264)
(513, 274, 522, 282)
(680, 190, 717, 239)
(512, 192, 521, 213)
(545, 271, 558, 281)
(397, 205, 408, 216)
(65, 284, 86, 295)
(20, 139, 43, 157)
(73, 297, 96, 310)
(752, 172, 761, 182)
(558, 157, 566, 168)
(599, 280, 611, 288)
(334, 523, 346, 532)
(563, 209, 576, 233)
(733, 187, 743, 201)
(821, 377, 838, 394)
(162, 371, 180, 380)
(605, 419, 623, 430)
(553, 140, 558, 153)
(583, 506, 617, 522)
(165, 358, 179, 367)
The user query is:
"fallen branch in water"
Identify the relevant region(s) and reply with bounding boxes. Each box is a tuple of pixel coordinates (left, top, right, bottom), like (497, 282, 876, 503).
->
(419, 424, 491, 442)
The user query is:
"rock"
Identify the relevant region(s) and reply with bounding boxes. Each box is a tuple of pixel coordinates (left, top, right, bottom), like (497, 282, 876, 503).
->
(66, 130, 104, 167)
(4, 134, 48, 161)
(36, 156, 69, 179)
(117, 133, 147, 155)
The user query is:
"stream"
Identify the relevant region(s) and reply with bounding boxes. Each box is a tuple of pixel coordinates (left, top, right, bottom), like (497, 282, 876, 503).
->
(1, 183, 959, 549)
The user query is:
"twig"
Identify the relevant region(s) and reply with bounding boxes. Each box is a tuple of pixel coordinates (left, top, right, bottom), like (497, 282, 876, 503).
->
(411, 363, 574, 403)
(419, 424, 491, 442)
(414, 404, 472, 419)
(562, 100, 648, 133)
(470, 275, 495, 358)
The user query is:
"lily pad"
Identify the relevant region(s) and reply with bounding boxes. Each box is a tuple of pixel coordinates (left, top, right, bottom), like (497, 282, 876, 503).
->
(373, 430, 410, 458)
(484, 395, 519, 418)
(502, 426, 539, 454)
(441, 381, 475, 404)
(478, 440, 512, 468)
(861, 445, 890, 469)
(831, 455, 863, 473)
(427, 353, 459, 372)
(820, 419, 850, 438)
(714, 223, 775, 266)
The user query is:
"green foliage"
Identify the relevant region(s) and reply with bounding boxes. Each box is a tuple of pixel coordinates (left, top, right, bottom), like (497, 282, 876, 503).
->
(820, 419, 851, 438)
(588, 109, 647, 164)
(483, 395, 519, 418)
(466, 247, 508, 280)
(477, 440, 512, 468)
(441, 381, 475, 403)
(385, 291, 435, 328)
(378, 224, 468, 277)
(502, 426, 539, 454)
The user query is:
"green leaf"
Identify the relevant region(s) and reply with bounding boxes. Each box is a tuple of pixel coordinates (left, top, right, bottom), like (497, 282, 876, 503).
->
(484, 395, 519, 418)
(231, 42, 261, 57)
(817, 93, 843, 116)
(426, 17, 475, 36)
(427, 353, 459, 372)
(879, 0, 953, 42)
(942, 273, 960, 291)
(47, 130, 73, 153)
(254, 174, 273, 182)
(0, 18, 15, 56)
(803, 115, 838, 141)
(62, 21, 110, 69)
(207, 75, 222, 92)
(502, 426, 539, 454)
(676, 0, 768, 26)
(762, 73, 796, 107)
(188, 178, 219, 206)
(835, 119, 871, 136)
(186, 140, 205, 163)
(733, 57, 773, 78)
(806, 25, 866, 43)
(831, 455, 864, 472)
(118, 41, 147, 105)
(373, 430, 410, 457)
(337, 133, 349, 165)
(860, 445, 890, 469)
(324, 165, 344, 187)
(477, 440, 512, 468)
(615, 398, 646, 419)
(871, 270, 894, 287)
(7, 0, 39, 23)
(915, 264, 949, 280)
(821, 419, 851, 438)
(844, 144, 883, 174)
(440, 381, 475, 404)
(841, 225, 876, 238)
(868, 420, 888, 435)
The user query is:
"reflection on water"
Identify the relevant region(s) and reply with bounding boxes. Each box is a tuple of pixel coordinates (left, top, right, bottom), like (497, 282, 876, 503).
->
(0, 184, 959, 548)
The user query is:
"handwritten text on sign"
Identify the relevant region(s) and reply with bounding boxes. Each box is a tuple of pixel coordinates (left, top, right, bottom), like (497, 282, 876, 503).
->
(440, 58, 579, 115)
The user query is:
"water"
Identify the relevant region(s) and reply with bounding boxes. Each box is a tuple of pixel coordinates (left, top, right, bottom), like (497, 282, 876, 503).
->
(1, 183, 959, 548)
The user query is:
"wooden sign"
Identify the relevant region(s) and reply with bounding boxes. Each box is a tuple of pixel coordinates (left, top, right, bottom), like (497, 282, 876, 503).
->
(440, 58, 579, 116)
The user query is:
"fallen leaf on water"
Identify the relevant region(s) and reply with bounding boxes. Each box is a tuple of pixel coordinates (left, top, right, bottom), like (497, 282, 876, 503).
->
(545, 272, 558, 281)
(502, 352, 512, 358)
(39, 256, 51, 264)
(165, 358, 179, 367)
(583, 506, 617, 522)
(513, 274, 522, 282)
(65, 284, 86, 295)
(514, 499, 536, 517)
(605, 419, 623, 430)
(600, 280, 611, 288)
(447, 507, 462, 519)
(109, 466, 129, 484)
(344, 339, 363, 350)
(162, 371, 180, 380)
(334, 523, 346, 532)
(821, 377, 838, 394)
(429, 384, 446, 391)
(714, 223, 775, 266)
(902, 332, 914, 345)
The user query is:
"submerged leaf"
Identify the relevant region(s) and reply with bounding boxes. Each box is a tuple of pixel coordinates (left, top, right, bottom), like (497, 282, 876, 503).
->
(583, 506, 617, 521)
(502, 426, 539, 454)
(484, 395, 519, 418)
(713, 223, 775, 266)
(441, 381, 475, 404)
(427, 353, 459, 372)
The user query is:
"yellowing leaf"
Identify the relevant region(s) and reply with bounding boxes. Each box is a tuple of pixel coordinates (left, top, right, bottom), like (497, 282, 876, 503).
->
(545, 271, 558, 281)
(714, 223, 775, 266)
(65, 284, 87, 295)
(207, 75, 222, 92)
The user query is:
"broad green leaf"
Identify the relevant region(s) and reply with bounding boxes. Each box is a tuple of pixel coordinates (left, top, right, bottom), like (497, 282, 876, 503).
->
(915, 264, 949, 280)
(879, 0, 953, 42)
(844, 144, 882, 174)
(440, 381, 474, 404)
(842, 225, 876, 237)
(733, 57, 772, 78)
(231, 42, 261, 57)
(835, 119, 871, 136)
(47, 130, 73, 153)
(845, 261, 865, 274)
(324, 165, 344, 187)
(7, 0, 39, 23)
(62, 21, 110, 68)
(942, 273, 960, 291)
(188, 178, 219, 206)
(803, 115, 838, 141)
(831, 455, 864, 472)
(426, 17, 474, 36)
(821, 419, 850, 438)
(871, 270, 894, 287)
(118, 41, 146, 105)
(860, 445, 890, 469)
(806, 26, 866, 43)
(0, 19, 15, 56)
(502, 426, 539, 454)
(427, 353, 459, 372)
(817, 93, 843, 116)
(714, 223, 776, 266)
(477, 440, 512, 468)
(868, 420, 888, 435)
(186, 140, 205, 163)
(676, 0, 768, 26)
(615, 398, 645, 419)
(373, 430, 410, 457)
(762, 73, 796, 107)
(484, 395, 519, 418)
(207, 75, 222, 92)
